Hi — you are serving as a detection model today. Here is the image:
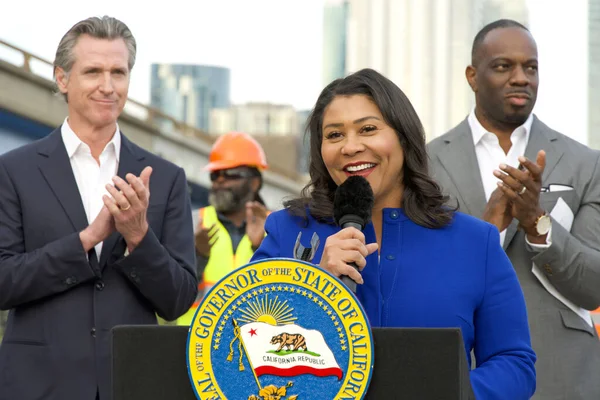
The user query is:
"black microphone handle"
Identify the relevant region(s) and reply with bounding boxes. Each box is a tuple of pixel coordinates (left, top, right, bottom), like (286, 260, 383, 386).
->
(341, 272, 358, 293)
(340, 220, 363, 293)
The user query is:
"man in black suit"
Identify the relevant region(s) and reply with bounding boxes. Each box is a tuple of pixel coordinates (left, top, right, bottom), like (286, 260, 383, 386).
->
(0, 16, 197, 400)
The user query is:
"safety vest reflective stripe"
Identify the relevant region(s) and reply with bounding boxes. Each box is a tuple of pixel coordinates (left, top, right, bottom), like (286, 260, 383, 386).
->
(201, 205, 255, 284)
(176, 206, 254, 326)
(591, 307, 600, 336)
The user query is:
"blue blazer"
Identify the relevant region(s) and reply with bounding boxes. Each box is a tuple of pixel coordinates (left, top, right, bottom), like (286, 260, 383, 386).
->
(0, 128, 198, 400)
(252, 208, 536, 399)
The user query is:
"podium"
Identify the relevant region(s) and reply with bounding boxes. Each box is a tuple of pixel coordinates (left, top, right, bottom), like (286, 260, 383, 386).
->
(112, 325, 474, 399)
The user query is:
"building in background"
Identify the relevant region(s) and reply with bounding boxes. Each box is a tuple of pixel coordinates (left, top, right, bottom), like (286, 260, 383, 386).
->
(479, 0, 528, 25)
(590, 0, 600, 149)
(210, 102, 298, 136)
(150, 64, 230, 132)
(208, 104, 309, 180)
(343, 0, 528, 141)
(296, 109, 311, 176)
(322, 0, 350, 86)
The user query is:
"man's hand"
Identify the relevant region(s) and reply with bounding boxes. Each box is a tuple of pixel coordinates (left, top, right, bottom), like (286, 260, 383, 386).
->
(483, 186, 513, 233)
(80, 205, 115, 252)
(245, 201, 268, 249)
(104, 166, 153, 252)
(195, 218, 219, 257)
(495, 150, 547, 243)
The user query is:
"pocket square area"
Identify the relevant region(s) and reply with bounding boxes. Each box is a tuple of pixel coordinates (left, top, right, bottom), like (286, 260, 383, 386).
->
(543, 184, 574, 192)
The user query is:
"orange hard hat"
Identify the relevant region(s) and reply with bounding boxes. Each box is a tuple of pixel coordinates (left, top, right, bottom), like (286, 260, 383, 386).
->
(204, 132, 268, 172)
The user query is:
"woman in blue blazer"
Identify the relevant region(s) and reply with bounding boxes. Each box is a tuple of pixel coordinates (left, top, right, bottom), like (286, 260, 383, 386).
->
(252, 68, 536, 399)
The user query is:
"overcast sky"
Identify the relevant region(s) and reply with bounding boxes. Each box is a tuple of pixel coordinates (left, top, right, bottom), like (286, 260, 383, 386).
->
(0, 0, 591, 144)
(0, 0, 324, 110)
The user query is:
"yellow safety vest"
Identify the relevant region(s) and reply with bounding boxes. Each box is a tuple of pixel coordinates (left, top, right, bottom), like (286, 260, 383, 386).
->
(176, 206, 255, 325)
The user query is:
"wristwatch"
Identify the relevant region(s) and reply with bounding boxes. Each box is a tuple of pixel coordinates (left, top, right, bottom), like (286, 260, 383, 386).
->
(533, 213, 552, 236)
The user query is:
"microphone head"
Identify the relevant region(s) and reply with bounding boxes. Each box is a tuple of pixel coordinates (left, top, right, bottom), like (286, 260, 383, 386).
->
(333, 176, 374, 229)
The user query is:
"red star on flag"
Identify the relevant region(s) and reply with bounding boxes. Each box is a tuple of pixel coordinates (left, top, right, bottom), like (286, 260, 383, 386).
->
(249, 328, 257, 337)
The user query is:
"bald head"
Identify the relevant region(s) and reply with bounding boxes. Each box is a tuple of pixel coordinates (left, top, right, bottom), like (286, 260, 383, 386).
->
(466, 21, 539, 132)
(471, 19, 530, 66)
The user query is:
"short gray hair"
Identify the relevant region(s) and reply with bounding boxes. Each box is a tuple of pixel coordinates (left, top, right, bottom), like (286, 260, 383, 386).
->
(53, 16, 137, 83)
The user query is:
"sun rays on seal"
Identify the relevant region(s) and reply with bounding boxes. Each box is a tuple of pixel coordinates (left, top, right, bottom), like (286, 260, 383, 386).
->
(238, 294, 297, 325)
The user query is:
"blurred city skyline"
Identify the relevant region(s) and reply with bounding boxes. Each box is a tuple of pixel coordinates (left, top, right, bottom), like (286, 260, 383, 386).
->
(0, 0, 594, 145)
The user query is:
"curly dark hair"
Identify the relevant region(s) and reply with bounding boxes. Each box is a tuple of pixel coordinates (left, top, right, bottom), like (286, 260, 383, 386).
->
(285, 68, 454, 229)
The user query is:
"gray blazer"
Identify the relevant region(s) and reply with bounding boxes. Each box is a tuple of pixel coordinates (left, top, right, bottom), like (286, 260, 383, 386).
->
(428, 116, 600, 399)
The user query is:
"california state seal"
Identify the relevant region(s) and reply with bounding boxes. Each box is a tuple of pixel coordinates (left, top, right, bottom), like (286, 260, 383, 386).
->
(186, 258, 374, 399)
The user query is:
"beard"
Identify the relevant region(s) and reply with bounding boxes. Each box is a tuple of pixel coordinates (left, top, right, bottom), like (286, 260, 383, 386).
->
(209, 180, 254, 213)
(503, 110, 530, 126)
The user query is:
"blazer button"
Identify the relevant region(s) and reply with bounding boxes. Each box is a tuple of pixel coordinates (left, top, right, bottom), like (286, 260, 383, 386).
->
(390, 211, 399, 219)
(130, 271, 138, 279)
(95, 281, 105, 291)
(91, 327, 96, 337)
(65, 277, 76, 285)
(386, 254, 396, 260)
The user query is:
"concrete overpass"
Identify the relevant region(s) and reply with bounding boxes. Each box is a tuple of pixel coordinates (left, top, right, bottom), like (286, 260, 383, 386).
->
(0, 39, 306, 210)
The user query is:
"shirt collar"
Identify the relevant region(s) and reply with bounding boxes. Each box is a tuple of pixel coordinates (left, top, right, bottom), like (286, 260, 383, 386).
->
(60, 117, 121, 161)
(217, 211, 247, 231)
(468, 108, 533, 146)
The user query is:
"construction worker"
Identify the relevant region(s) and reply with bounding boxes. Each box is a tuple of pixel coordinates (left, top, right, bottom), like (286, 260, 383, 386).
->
(177, 132, 269, 325)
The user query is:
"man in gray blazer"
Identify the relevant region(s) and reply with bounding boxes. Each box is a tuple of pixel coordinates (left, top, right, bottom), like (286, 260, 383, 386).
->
(429, 19, 600, 399)
(0, 16, 197, 400)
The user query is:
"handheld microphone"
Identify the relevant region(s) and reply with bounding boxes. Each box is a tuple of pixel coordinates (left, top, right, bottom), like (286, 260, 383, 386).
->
(333, 176, 374, 293)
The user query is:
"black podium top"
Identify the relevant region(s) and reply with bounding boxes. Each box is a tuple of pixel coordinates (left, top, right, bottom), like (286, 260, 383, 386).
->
(112, 325, 474, 400)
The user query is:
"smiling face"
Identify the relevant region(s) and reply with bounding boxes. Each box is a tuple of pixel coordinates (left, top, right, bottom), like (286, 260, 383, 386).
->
(55, 34, 130, 130)
(321, 94, 404, 209)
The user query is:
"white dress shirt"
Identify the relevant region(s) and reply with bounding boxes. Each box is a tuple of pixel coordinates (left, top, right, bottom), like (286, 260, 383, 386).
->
(468, 110, 551, 249)
(61, 118, 121, 259)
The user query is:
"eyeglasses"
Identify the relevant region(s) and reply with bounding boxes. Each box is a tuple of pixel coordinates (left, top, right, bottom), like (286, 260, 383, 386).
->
(209, 168, 255, 182)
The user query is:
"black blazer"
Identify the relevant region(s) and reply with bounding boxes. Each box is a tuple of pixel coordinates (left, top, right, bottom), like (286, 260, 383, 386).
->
(0, 128, 197, 400)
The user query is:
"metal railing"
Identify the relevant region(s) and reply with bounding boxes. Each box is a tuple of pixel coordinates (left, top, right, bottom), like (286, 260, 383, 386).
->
(0, 38, 304, 181)
(0, 38, 216, 141)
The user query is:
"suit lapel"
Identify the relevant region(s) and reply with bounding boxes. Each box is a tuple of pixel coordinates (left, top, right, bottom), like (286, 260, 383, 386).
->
(99, 134, 146, 268)
(503, 116, 564, 248)
(37, 128, 89, 233)
(524, 117, 563, 183)
(435, 119, 487, 219)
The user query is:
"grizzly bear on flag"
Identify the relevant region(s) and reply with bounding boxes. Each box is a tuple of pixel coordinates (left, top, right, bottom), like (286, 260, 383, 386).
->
(270, 333, 308, 352)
